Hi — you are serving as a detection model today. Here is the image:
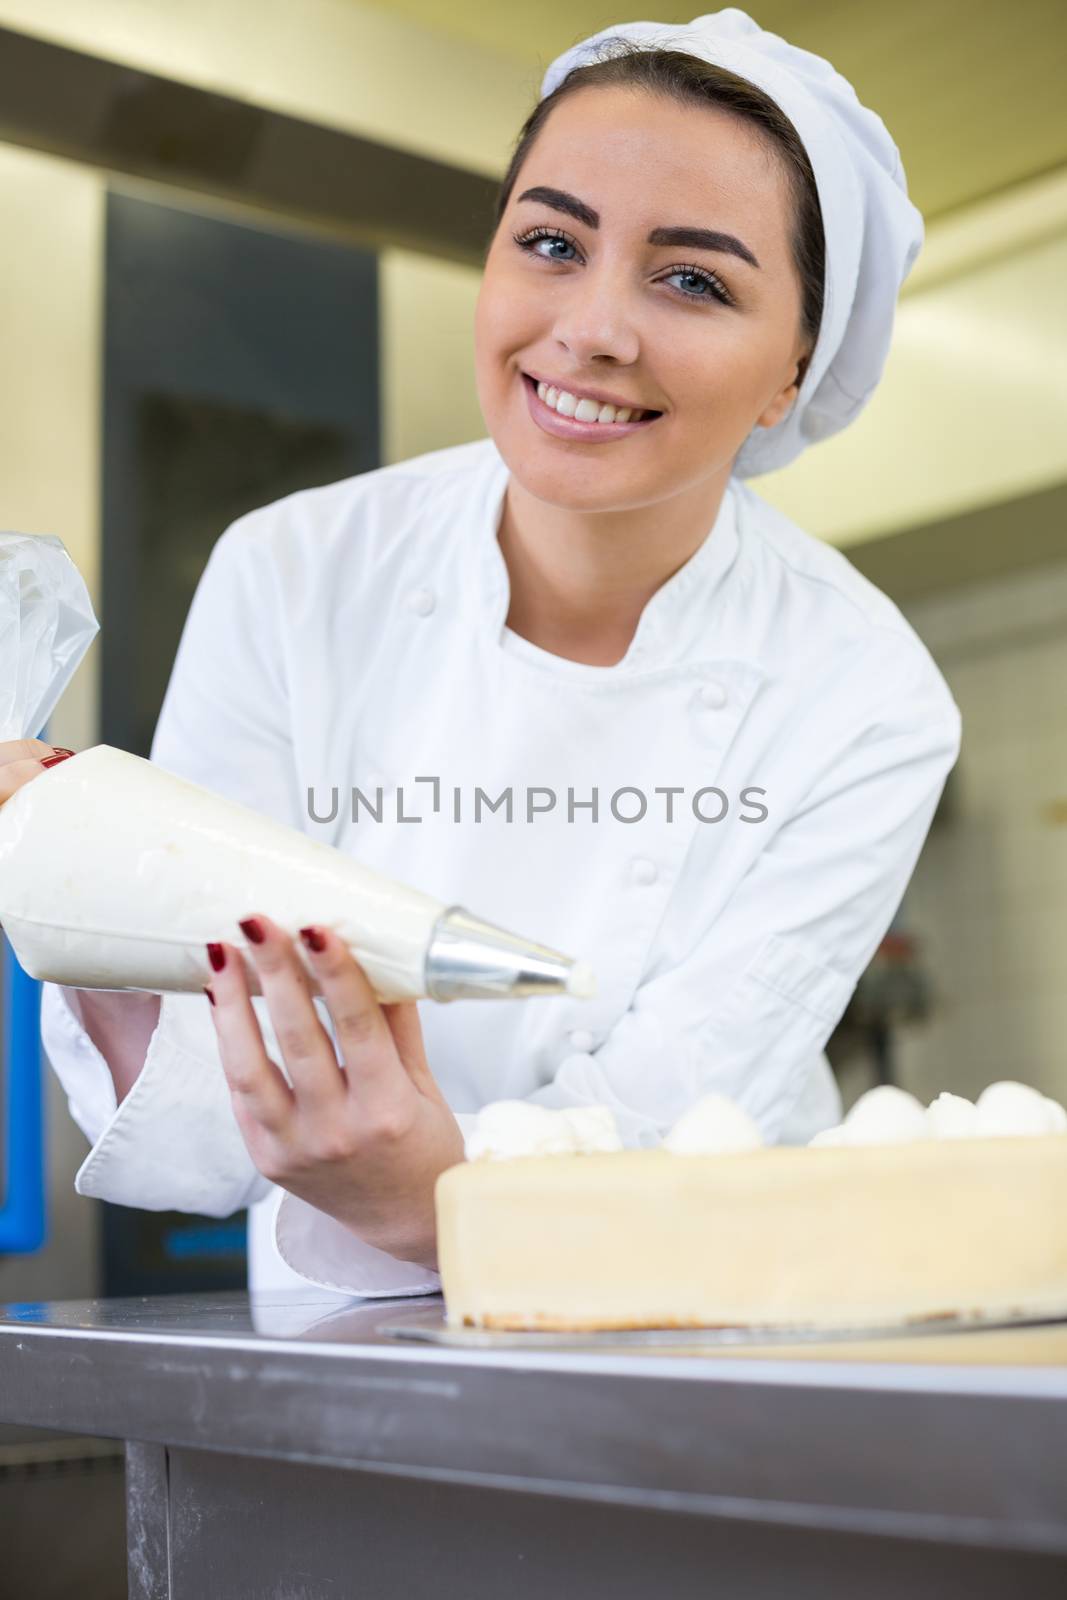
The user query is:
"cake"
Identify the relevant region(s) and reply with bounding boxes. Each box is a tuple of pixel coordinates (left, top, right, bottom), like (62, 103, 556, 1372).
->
(435, 1084, 1067, 1332)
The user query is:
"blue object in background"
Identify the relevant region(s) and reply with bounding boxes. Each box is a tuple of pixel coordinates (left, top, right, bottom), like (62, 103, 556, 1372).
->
(0, 924, 45, 1254)
(0, 726, 47, 1255)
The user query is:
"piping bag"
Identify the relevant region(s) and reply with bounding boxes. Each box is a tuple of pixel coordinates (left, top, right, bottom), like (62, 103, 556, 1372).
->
(0, 531, 596, 1004)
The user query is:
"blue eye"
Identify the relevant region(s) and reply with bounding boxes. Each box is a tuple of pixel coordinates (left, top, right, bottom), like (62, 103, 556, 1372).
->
(664, 265, 733, 306)
(512, 225, 579, 263)
(511, 226, 734, 307)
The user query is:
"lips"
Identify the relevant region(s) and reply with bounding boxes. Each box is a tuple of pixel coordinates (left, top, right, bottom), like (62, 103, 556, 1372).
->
(523, 371, 662, 419)
(520, 375, 664, 447)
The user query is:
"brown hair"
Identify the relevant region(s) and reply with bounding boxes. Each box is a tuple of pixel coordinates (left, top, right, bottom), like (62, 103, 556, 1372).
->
(491, 39, 826, 362)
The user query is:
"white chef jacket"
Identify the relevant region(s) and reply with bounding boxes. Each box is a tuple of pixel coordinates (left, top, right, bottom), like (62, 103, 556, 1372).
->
(39, 434, 961, 1298)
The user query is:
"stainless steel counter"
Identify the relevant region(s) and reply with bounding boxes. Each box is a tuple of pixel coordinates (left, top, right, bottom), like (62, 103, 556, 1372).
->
(2, 1291, 1067, 1598)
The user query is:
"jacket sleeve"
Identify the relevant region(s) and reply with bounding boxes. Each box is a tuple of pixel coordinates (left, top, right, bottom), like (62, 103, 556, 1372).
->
(274, 640, 962, 1297)
(42, 983, 277, 1215)
(39, 514, 299, 1220)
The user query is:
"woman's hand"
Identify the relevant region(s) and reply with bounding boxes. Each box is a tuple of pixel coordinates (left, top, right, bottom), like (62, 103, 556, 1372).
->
(204, 912, 466, 1271)
(0, 739, 77, 804)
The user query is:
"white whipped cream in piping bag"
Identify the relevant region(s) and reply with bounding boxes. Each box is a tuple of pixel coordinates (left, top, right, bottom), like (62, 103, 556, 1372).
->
(0, 745, 596, 1004)
(0, 535, 595, 1004)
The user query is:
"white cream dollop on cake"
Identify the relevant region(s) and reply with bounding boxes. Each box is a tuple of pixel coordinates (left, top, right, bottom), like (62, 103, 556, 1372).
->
(464, 1100, 623, 1161)
(810, 1081, 1067, 1148)
(976, 1080, 1067, 1136)
(926, 1091, 979, 1139)
(464, 1102, 580, 1161)
(809, 1085, 928, 1147)
(661, 1093, 763, 1154)
(558, 1105, 624, 1153)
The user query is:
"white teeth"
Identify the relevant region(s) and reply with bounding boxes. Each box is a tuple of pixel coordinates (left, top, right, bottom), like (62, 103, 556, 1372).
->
(535, 379, 642, 424)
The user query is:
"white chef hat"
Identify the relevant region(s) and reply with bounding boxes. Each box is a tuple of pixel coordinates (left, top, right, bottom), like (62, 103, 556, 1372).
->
(538, 9, 924, 477)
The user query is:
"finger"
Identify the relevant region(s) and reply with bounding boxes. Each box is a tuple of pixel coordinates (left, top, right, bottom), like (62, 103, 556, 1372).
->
(0, 758, 45, 804)
(380, 1000, 447, 1103)
(0, 753, 74, 805)
(205, 939, 293, 1133)
(295, 924, 410, 1105)
(0, 739, 57, 768)
(237, 913, 346, 1114)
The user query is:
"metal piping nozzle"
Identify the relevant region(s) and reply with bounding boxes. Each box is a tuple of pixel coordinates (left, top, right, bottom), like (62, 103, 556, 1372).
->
(424, 905, 596, 1002)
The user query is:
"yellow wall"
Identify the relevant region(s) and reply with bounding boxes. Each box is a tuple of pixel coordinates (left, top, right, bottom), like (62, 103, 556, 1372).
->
(0, 143, 102, 753)
(380, 249, 485, 463)
(760, 180, 1067, 546)
(0, 0, 534, 176)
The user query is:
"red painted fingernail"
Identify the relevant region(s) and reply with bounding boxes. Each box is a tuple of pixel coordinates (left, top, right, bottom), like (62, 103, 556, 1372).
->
(40, 752, 75, 768)
(239, 918, 265, 944)
(203, 984, 216, 1006)
(299, 926, 327, 953)
(207, 942, 226, 971)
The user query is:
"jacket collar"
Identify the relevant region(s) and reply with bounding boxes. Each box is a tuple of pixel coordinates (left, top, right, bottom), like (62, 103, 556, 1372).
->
(475, 443, 744, 674)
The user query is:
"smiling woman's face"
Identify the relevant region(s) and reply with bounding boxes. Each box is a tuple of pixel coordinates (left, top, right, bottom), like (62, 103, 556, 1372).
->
(475, 84, 812, 512)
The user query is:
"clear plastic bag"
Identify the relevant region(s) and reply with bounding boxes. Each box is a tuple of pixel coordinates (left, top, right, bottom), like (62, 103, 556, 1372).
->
(0, 531, 99, 741)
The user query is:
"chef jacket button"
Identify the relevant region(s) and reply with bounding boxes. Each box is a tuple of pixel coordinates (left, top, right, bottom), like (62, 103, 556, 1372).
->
(631, 857, 658, 886)
(568, 1028, 595, 1052)
(407, 586, 436, 616)
(698, 680, 728, 709)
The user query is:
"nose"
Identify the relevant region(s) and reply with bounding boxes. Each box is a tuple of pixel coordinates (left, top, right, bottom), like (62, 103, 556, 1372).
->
(549, 259, 641, 369)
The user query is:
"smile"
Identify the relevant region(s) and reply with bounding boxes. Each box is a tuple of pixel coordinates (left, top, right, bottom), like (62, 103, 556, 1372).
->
(520, 372, 662, 441)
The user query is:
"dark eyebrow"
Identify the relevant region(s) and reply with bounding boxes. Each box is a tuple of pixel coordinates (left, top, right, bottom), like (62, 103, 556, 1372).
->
(516, 186, 761, 270)
(646, 225, 760, 270)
